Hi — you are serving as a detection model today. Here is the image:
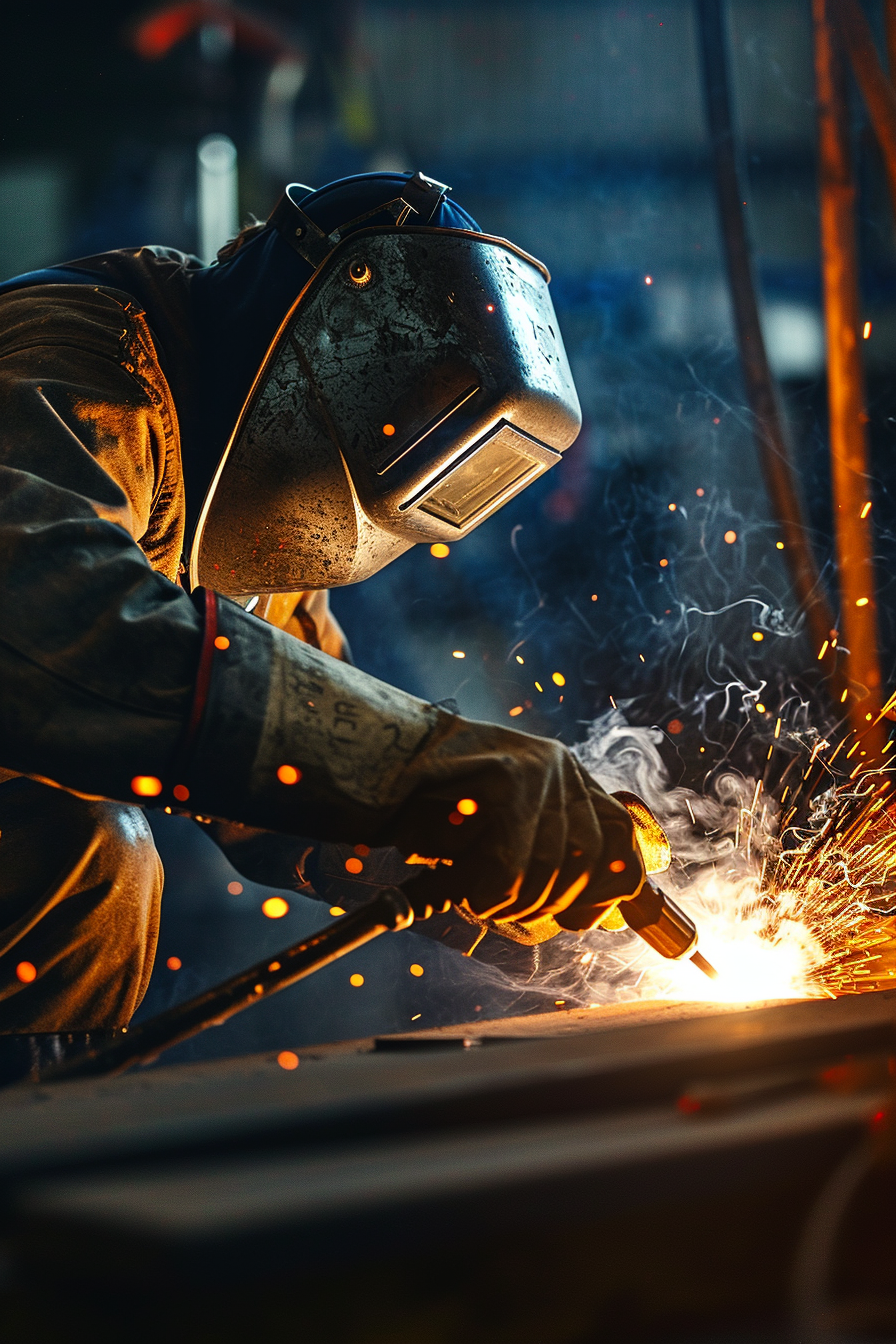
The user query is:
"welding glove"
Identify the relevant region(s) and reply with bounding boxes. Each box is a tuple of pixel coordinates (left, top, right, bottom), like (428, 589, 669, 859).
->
(184, 613, 645, 930)
(374, 710, 646, 928)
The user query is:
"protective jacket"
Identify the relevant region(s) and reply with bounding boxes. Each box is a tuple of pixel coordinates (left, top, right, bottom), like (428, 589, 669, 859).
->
(0, 237, 642, 949)
(0, 248, 351, 796)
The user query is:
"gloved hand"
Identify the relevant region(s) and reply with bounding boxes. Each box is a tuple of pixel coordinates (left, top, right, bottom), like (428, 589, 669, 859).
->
(375, 712, 646, 928)
(184, 607, 645, 931)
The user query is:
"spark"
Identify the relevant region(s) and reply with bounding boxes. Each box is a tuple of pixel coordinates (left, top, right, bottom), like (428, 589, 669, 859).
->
(571, 709, 896, 1009)
(262, 896, 289, 918)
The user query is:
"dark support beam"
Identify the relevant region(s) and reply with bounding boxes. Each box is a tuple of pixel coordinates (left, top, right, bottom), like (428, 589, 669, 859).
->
(696, 0, 841, 703)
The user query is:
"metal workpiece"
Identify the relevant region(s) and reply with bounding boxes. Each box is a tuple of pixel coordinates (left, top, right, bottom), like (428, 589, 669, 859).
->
(38, 888, 415, 1083)
(190, 227, 581, 595)
(7, 990, 896, 1335)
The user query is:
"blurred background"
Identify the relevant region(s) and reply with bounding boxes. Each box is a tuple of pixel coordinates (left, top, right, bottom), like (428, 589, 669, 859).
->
(4, 0, 896, 1057)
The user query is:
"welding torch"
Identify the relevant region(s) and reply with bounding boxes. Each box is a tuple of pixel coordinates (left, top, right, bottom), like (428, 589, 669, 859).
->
(36, 794, 714, 1084)
(612, 791, 718, 980)
(38, 878, 714, 1085)
(618, 883, 718, 980)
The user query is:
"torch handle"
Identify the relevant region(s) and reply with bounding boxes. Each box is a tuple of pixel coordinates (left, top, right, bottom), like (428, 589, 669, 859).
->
(39, 887, 415, 1084)
(620, 883, 698, 959)
(620, 884, 719, 979)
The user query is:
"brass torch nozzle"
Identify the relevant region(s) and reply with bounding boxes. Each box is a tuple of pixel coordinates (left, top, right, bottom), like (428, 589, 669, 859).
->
(620, 883, 719, 980)
(613, 793, 719, 981)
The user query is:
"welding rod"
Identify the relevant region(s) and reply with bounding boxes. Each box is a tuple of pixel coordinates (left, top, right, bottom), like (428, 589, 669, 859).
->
(39, 887, 415, 1083)
(621, 883, 719, 980)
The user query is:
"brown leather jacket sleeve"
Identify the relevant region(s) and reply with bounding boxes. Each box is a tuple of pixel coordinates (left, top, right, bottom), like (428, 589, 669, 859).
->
(0, 283, 204, 790)
(0, 282, 399, 821)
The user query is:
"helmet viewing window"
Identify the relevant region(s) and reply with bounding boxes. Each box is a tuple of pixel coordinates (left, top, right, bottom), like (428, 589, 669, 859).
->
(413, 424, 561, 529)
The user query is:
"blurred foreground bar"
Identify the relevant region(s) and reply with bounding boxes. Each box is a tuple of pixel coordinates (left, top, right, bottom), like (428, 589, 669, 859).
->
(0, 991, 895, 1340)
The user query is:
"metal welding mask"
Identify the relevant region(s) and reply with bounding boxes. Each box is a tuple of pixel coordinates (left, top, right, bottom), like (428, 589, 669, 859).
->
(190, 173, 581, 596)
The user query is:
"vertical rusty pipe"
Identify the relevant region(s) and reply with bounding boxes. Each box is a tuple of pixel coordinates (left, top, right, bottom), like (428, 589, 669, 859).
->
(813, 0, 884, 753)
(696, 0, 839, 690)
(886, 0, 896, 80)
(833, 0, 896, 222)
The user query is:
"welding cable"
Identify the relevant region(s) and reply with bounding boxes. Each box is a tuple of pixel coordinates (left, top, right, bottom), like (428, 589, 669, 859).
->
(789, 1138, 878, 1341)
(38, 886, 416, 1082)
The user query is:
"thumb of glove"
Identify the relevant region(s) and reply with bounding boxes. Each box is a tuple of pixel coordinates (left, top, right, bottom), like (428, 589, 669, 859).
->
(612, 792, 672, 877)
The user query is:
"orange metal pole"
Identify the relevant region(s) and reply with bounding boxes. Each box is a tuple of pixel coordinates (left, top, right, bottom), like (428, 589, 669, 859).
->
(885, 0, 896, 78)
(813, 0, 885, 755)
(834, 0, 896, 221)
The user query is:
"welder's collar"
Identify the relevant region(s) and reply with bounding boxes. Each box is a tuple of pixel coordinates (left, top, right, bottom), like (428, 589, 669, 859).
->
(267, 172, 451, 269)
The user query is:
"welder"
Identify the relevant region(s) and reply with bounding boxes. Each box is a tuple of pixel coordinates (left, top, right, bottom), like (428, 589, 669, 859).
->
(0, 171, 647, 1052)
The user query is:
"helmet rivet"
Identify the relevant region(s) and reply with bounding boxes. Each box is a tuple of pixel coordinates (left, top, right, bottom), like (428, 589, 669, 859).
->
(348, 259, 373, 288)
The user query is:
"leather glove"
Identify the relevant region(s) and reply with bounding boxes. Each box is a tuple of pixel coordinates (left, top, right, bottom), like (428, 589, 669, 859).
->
(375, 711, 646, 928)
(182, 605, 645, 930)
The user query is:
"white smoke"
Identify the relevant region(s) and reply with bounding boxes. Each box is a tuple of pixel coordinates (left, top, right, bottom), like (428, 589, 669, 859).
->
(575, 706, 767, 872)
(472, 708, 826, 1008)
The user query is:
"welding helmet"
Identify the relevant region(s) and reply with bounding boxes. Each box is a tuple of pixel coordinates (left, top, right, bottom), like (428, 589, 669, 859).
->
(190, 172, 581, 595)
